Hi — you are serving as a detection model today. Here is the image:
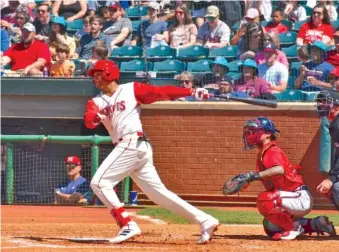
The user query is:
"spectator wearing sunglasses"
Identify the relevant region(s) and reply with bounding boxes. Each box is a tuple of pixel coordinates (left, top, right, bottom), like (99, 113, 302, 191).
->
(176, 71, 196, 101)
(296, 4, 334, 46)
(196, 5, 231, 49)
(169, 4, 197, 49)
(238, 22, 265, 60)
(33, 2, 52, 42)
(54, 156, 91, 205)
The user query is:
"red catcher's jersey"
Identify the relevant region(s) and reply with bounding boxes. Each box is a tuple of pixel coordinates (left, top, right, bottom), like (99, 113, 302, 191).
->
(84, 82, 192, 143)
(256, 142, 304, 192)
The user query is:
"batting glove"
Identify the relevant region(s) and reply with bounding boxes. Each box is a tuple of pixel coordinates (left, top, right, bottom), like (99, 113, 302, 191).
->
(192, 88, 210, 101)
(93, 113, 106, 125)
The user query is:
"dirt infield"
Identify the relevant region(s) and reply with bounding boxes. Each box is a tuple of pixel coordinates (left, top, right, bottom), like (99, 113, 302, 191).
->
(2, 205, 339, 252)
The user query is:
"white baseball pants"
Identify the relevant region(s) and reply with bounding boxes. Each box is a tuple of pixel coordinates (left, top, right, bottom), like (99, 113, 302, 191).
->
(279, 189, 313, 218)
(90, 133, 210, 224)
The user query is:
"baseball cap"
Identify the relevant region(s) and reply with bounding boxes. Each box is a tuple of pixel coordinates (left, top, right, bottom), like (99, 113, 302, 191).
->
(212, 57, 229, 71)
(263, 42, 277, 53)
(205, 5, 219, 18)
(65, 156, 81, 166)
(245, 8, 259, 19)
(22, 23, 36, 33)
(51, 16, 67, 28)
(148, 1, 160, 11)
(310, 41, 328, 52)
(109, 2, 121, 10)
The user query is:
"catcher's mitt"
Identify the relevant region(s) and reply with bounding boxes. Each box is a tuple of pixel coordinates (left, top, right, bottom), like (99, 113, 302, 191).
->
(222, 173, 252, 195)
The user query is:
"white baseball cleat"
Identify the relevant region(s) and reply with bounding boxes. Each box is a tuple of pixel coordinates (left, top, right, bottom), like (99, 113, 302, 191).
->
(109, 221, 141, 244)
(277, 224, 304, 241)
(197, 217, 220, 244)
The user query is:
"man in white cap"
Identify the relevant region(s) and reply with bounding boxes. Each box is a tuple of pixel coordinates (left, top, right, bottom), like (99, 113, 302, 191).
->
(131, 1, 169, 48)
(1, 22, 51, 76)
(196, 5, 230, 49)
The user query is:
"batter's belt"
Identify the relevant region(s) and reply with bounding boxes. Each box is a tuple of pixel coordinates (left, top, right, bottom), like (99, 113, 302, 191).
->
(114, 132, 148, 146)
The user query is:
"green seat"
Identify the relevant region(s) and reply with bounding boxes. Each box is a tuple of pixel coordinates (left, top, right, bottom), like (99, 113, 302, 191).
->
(209, 45, 238, 61)
(152, 60, 185, 73)
(177, 45, 209, 61)
(301, 91, 319, 101)
(331, 20, 339, 29)
(145, 46, 176, 61)
(150, 78, 181, 86)
(109, 46, 142, 63)
(278, 31, 297, 48)
(304, 6, 312, 16)
(231, 21, 240, 31)
(281, 19, 293, 30)
(290, 61, 302, 74)
(227, 60, 242, 72)
(131, 20, 140, 32)
(186, 59, 212, 73)
(282, 45, 298, 62)
(120, 60, 148, 72)
(273, 90, 303, 101)
(228, 72, 242, 81)
(125, 6, 140, 18)
(67, 19, 83, 30)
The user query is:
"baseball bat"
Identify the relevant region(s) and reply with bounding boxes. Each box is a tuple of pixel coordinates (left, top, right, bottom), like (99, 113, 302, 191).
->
(213, 95, 278, 108)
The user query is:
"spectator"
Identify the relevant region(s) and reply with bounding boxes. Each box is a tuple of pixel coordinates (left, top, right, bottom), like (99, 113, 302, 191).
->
(87, 0, 116, 17)
(211, 1, 243, 29)
(79, 41, 109, 74)
(297, 45, 311, 63)
(328, 68, 339, 90)
(255, 32, 289, 68)
(176, 71, 196, 101)
(1, 23, 51, 76)
(231, 8, 260, 46)
(235, 59, 273, 99)
(284, 1, 307, 22)
(238, 22, 265, 60)
(190, 0, 212, 29)
(0, 28, 10, 55)
(264, 8, 289, 34)
(74, 15, 109, 60)
(297, 4, 334, 46)
(54, 156, 91, 205)
(33, 1, 52, 42)
(131, 2, 168, 48)
(196, 5, 231, 49)
(52, 0, 87, 22)
(258, 42, 289, 93)
(1, 1, 20, 24)
(98, 6, 111, 21)
(74, 15, 90, 40)
(47, 16, 76, 60)
(50, 43, 75, 77)
(103, 3, 132, 50)
(245, 0, 272, 21)
(295, 41, 334, 91)
(317, 0, 338, 21)
(1, 5, 31, 45)
(169, 3, 197, 49)
(326, 29, 339, 70)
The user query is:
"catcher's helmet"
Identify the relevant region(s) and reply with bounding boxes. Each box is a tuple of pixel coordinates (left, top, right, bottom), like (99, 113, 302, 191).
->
(87, 60, 120, 82)
(315, 89, 339, 117)
(243, 117, 280, 150)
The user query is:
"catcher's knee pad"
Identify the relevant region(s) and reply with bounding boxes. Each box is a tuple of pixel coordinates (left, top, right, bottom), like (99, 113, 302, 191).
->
(263, 218, 284, 237)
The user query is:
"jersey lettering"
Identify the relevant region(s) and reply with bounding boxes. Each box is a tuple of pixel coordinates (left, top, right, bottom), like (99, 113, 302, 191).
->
(99, 101, 126, 117)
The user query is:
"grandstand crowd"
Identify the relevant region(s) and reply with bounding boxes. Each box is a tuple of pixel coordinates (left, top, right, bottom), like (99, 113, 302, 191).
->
(1, 0, 339, 100)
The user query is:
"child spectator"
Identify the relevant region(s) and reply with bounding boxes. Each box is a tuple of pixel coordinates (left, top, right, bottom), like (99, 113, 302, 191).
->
(297, 45, 311, 63)
(284, 1, 307, 22)
(50, 43, 75, 77)
(265, 8, 289, 34)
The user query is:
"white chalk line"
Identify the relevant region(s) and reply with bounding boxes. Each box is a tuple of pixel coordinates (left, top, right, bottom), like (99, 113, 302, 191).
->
(129, 212, 167, 225)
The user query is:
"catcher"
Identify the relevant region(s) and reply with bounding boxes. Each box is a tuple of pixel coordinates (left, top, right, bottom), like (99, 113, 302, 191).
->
(223, 117, 336, 240)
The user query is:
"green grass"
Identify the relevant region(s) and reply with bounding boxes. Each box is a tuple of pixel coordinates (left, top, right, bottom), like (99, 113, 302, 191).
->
(137, 207, 339, 226)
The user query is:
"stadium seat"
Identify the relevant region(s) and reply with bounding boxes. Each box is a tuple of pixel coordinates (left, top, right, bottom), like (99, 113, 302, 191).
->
(152, 60, 185, 74)
(150, 78, 181, 86)
(304, 6, 312, 16)
(125, 6, 140, 18)
(281, 45, 298, 63)
(281, 19, 293, 30)
(228, 72, 242, 81)
(209, 45, 238, 61)
(273, 90, 303, 101)
(301, 91, 319, 101)
(177, 45, 209, 61)
(131, 20, 141, 32)
(109, 46, 143, 63)
(231, 21, 240, 32)
(145, 46, 176, 61)
(67, 19, 83, 30)
(292, 20, 307, 32)
(290, 61, 302, 73)
(278, 31, 297, 48)
(227, 60, 242, 72)
(331, 20, 339, 29)
(139, 6, 148, 16)
(120, 60, 148, 72)
(186, 59, 213, 73)
(287, 76, 297, 89)
(260, 21, 268, 27)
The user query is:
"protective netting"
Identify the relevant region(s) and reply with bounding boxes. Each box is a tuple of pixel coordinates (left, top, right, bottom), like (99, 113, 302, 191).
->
(1, 143, 124, 205)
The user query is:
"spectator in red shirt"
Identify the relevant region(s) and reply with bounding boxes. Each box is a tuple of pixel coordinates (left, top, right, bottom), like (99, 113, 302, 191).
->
(326, 29, 339, 70)
(1, 23, 51, 76)
(297, 4, 334, 46)
(264, 8, 289, 34)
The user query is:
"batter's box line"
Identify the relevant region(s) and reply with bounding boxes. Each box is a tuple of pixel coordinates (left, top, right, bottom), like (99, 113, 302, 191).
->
(128, 212, 168, 225)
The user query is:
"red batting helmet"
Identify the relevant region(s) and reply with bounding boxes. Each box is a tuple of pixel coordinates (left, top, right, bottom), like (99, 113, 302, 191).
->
(65, 156, 81, 166)
(87, 60, 120, 82)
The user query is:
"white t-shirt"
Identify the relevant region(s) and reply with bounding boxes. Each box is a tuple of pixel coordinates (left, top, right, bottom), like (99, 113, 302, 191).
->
(289, 5, 307, 22)
(258, 61, 289, 87)
(197, 20, 230, 45)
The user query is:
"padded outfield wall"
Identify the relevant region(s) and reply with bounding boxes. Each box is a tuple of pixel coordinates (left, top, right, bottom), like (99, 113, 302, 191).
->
(1, 78, 331, 208)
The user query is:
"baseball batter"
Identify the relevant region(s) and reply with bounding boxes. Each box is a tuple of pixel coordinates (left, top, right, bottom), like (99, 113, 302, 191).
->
(84, 60, 219, 244)
(239, 117, 335, 240)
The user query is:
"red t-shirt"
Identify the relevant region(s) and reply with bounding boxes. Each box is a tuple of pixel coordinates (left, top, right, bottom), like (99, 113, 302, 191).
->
(265, 23, 289, 34)
(256, 142, 304, 192)
(326, 49, 339, 70)
(297, 22, 334, 45)
(4, 39, 51, 70)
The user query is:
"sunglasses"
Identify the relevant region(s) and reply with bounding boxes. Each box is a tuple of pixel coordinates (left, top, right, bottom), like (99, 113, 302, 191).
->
(37, 9, 47, 13)
(15, 16, 25, 20)
(206, 16, 216, 21)
(181, 80, 191, 84)
(313, 11, 323, 16)
(65, 163, 78, 168)
(175, 10, 184, 15)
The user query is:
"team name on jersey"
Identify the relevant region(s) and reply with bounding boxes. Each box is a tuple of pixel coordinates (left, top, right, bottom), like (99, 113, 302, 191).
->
(99, 101, 126, 116)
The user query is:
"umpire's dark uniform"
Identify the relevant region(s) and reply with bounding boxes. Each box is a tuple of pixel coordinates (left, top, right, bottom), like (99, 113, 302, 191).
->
(329, 112, 339, 210)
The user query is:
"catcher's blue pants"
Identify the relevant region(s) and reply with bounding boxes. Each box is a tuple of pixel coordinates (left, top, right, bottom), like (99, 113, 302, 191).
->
(331, 181, 339, 210)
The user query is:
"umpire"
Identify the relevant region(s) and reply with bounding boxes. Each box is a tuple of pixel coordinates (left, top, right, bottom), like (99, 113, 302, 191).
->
(316, 89, 339, 210)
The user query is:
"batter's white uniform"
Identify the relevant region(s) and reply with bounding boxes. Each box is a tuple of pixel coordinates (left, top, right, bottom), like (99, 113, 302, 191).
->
(85, 82, 212, 225)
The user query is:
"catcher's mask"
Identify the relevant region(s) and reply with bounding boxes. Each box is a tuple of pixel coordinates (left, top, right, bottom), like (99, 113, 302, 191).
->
(243, 117, 279, 150)
(87, 59, 120, 84)
(315, 90, 337, 117)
